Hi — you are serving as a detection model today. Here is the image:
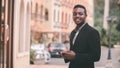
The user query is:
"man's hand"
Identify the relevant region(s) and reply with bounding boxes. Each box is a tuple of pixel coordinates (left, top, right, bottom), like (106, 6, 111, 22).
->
(59, 51, 76, 60)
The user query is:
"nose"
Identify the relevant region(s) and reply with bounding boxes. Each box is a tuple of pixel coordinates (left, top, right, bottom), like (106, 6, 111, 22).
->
(76, 13, 80, 17)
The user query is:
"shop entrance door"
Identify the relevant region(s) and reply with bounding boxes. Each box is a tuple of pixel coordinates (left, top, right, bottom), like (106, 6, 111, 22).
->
(0, 0, 14, 68)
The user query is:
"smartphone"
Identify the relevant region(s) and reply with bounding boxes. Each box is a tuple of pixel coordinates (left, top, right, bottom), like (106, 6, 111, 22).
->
(58, 51, 66, 55)
(58, 51, 62, 55)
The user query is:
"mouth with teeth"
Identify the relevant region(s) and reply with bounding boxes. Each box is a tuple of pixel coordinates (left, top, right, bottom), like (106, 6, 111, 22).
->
(75, 18, 81, 23)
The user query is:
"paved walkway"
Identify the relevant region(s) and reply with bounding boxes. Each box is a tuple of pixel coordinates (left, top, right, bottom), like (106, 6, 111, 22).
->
(30, 65, 67, 68)
(30, 46, 120, 68)
(30, 65, 105, 68)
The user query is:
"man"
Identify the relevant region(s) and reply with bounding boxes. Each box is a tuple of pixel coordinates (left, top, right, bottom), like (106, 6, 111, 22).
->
(59, 4, 101, 68)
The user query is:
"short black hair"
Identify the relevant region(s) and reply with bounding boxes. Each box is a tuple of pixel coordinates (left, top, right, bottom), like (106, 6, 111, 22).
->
(73, 4, 87, 16)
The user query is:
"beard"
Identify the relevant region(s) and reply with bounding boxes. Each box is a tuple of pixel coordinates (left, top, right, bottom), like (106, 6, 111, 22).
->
(75, 20, 85, 25)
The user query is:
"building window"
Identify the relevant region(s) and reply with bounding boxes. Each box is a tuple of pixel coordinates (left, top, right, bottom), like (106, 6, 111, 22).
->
(40, 5, 43, 18)
(35, 3, 38, 17)
(31, 2, 32, 14)
(19, 0, 25, 53)
(54, 9, 56, 22)
(65, 13, 67, 25)
(31, 2, 33, 19)
(58, 11, 59, 23)
(69, 14, 71, 25)
(45, 8, 49, 21)
(25, 3, 30, 51)
(61, 12, 64, 24)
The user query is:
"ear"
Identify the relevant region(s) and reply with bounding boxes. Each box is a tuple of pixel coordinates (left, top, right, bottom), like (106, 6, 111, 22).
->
(85, 15, 87, 18)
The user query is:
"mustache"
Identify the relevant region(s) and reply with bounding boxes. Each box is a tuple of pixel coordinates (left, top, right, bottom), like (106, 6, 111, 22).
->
(75, 17, 79, 19)
(74, 18, 81, 20)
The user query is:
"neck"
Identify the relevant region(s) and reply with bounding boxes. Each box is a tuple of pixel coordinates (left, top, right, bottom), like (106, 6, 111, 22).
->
(75, 21, 85, 31)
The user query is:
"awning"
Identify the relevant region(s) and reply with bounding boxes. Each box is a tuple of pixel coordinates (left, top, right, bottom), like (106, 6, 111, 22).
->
(31, 26, 53, 33)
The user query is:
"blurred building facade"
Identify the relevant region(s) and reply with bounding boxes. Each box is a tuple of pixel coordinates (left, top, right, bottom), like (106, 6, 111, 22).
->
(0, 0, 31, 68)
(13, 0, 31, 68)
(0, 0, 94, 68)
(31, 0, 94, 44)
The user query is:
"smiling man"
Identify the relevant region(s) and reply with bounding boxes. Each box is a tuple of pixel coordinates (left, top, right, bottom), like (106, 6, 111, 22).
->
(59, 4, 101, 68)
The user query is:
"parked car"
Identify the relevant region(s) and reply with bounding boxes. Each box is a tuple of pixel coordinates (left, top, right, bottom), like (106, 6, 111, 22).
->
(48, 42, 68, 57)
(30, 44, 51, 64)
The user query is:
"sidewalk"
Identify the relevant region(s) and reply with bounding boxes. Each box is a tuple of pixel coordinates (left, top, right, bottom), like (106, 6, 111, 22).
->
(30, 65, 67, 68)
(30, 65, 105, 68)
(30, 46, 120, 68)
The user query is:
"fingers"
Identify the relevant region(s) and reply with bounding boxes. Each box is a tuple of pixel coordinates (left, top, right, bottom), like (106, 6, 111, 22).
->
(58, 51, 75, 60)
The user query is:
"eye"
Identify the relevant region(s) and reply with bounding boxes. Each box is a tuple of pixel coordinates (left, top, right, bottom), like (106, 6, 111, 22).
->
(78, 12, 83, 15)
(73, 12, 84, 16)
(73, 12, 77, 16)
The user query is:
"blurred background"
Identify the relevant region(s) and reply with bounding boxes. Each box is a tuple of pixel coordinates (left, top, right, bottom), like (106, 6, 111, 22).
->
(0, 0, 120, 68)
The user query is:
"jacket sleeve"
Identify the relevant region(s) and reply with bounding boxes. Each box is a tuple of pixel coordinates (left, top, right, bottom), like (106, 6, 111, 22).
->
(74, 30, 101, 63)
(63, 31, 73, 63)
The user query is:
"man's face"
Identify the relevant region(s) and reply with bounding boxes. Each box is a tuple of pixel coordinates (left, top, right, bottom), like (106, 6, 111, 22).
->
(73, 7, 87, 25)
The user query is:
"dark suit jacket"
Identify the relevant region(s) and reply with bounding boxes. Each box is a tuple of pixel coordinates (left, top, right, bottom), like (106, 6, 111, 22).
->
(65, 23, 101, 68)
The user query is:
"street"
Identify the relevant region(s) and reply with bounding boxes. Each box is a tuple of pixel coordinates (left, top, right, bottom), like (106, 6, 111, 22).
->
(95, 46, 120, 68)
(30, 46, 120, 68)
(30, 58, 68, 68)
